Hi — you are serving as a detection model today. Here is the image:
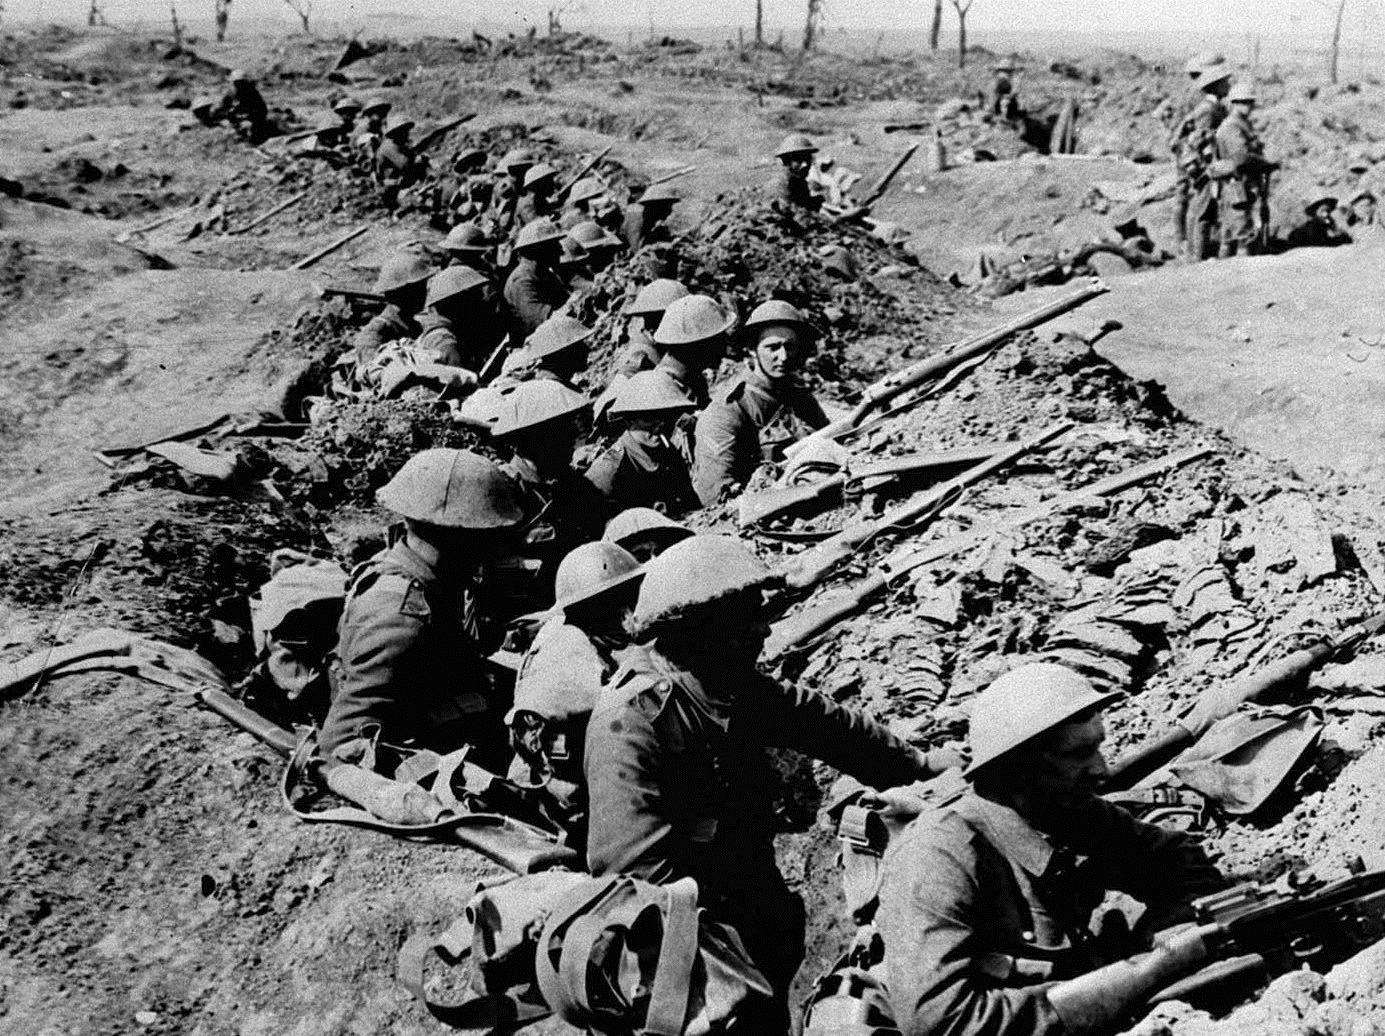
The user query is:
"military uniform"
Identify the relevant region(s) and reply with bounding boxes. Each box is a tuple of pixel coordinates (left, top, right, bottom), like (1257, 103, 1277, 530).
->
(351, 304, 418, 358)
(227, 78, 270, 142)
(415, 286, 506, 371)
(320, 535, 500, 758)
(585, 648, 933, 1001)
(503, 256, 569, 338)
(692, 366, 828, 506)
(1214, 109, 1269, 256)
(1286, 217, 1351, 249)
(1172, 95, 1227, 257)
(876, 788, 1225, 1036)
(583, 429, 698, 517)
(770, 167, 822, 212)
(621, 202, 672, 251)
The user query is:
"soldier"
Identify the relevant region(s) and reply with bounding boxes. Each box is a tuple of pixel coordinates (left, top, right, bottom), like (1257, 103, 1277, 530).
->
(190, 93, 221, 127)
(331, 95, 362, 134)
(987, 58, 1020, 120)
(1213, 81, 1276, 257)
(354, 96, 390, 161)
(522, 313, 594, 388)
(443, 148, 492, 223)
(593, 277, 691, 424)
(1286, 195, 1352, 249)
(602, 506, 694, 562)
(349, 252, 432, 358)
(506, 541, 644, 846)
(621, 182, 680, 252)
(566, 220, 623, 274)
(319, 449, 524, 764)
(1349, 189, 1379, 231)
(491, 147, 535, 232)
(490, 379, 612, 605)
(415, 266, 504, 374)
(585, 535, 956, 1029)
(649, 293, 736, 465)
(503, 217, 570, 338)
(516, 162, 560, 225)
(584, 371, 699, 516)
(561, 176, 608, 229)
(771, 134, 821, 212)
(877, 662, 1227, 1035)
(292, 114, 348, 165)
(441, 222, 494, 273)
(225, 68, 270, 143)
(375, 115, 423, 188)
(692, 300, 828, 506)
(1172, 61, 1231, 259)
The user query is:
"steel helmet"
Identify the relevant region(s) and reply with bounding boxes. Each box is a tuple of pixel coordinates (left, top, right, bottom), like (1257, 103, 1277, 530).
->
(383, 115, 414, 139)
(638, 181, 681, 206)
(1227, 80, 1257, 103)
(314, 112, 346, 134)
(631, 534, 779, 635)
(425, 266, 488, 308)
(603, 507, 694, 554)
(455, 383, 514, 429)
(499, 147, 536, 172)
(567, 177, 606, 205)
(653, 294, 736, 347)
(965, 662, 1121, 778)
(1200, 66, 1233, 91)
(361, 96, 392, 116)
(525, 314, 594, 360)
(626, 278, 691, 317)
(191, 94, 216, 113)
(609, 370, 697, 417)
(229, 68, 248, 82)
(523, 163, 560, 190)
(443, 222, 490, 253)
(568, 220, 623, 252)
(553, 541, 644, 611)
(490, 379, 591, 438)
(745, 299, 819, 339)
(514, 217, 566, 252)
(1306, 196, 1339, 216)
(452, 147, 486, 171)
(332, 95, 363, 116)
(376, 448, 524, 528)
(510, 618, 605, 723)
(373, 253, 433, 295)
(775, 133, 818, 159)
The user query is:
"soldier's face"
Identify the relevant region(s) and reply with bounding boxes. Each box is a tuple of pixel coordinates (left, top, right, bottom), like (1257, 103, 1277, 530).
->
(755, 328, 807, 381)
(1356, 200, 1376, 223)
(1028, 713, 1110, 803)
(783, 154, 811, 177)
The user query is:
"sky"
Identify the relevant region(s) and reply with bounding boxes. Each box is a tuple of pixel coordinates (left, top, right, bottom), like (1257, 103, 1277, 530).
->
(12, 0, 1379, 62)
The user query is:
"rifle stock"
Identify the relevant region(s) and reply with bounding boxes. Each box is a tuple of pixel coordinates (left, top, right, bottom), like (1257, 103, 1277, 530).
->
(737, 443, 1004, 528)
(414, 112, 477, 152)
(766, 445, 1213, 657)
(1105, 611, 1385, 791)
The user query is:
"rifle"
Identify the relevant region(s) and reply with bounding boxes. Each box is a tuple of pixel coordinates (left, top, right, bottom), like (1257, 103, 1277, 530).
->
(556, 144, 613, 201)
(737, 442, 1008, 528)
(414, 112, 477, 152)
(787, 281, 1108, 457)
(781, 421, 1072, 595)
(1146, 870, 1385, 1007)
(646, 164, 695, 187)
(859, 142, 919, 209)
(317, 284, 386, 305)
(766, 445, 1212, 656)
(1105, 611, 1385, 791)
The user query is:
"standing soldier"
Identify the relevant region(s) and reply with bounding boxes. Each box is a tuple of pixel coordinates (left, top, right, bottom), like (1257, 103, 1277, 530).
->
(1172, 61, 1231, 259)
(585, 535, 955, 1030)
(504, 218, 570, 338)
(225, 68, 270, 143)
(987, 58, 1020, 120)
(1213, 81, 1276, 257)
(319, 449, 523, 764)
(692, 300, 828, 506)
(877, 662, 1227, 1035)
(584, 371, 700, 516)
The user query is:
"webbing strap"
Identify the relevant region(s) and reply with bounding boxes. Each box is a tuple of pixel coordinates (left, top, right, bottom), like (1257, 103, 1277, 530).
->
(397, 922, 551, 1032)
(534, 876, 627, 1018)
(641, 877, 701, 1036)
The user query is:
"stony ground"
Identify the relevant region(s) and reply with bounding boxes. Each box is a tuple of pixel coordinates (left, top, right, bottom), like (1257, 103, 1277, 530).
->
(4, 22, 1385, 1035)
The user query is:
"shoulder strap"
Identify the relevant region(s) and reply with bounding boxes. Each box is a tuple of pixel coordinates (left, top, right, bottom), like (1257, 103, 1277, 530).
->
(534, 876, 628, 1019)
(641, 877, 701, 1036)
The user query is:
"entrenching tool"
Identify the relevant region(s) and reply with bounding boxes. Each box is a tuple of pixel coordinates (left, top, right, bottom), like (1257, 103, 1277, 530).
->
(766, 444, 1214, 657)
(738, 442, 1009, 528)
(786, 280, 1109, 458)
(1104, 611, 1385, 792)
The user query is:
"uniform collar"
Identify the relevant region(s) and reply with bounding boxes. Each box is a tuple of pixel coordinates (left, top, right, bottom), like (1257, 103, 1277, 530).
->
(958, 791, 1055, 877)
(647, 651, 732, 731)
(618, 430, 664, 471)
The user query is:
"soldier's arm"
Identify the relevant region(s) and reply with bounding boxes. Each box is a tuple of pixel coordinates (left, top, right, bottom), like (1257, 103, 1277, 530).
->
(755, 678, 941, 789)
(582, 447, 622, 499)
(691, 402, 751, 506)
(583, 700, 685, 883)
(318, 585, 425, 757)
(505, 272, 556, 332)
(878, 825, 1067, 1036)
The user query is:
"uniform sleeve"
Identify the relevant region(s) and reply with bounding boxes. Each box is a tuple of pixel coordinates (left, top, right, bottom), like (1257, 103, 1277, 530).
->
(583, 446, 622, 498)
(752, 678, 934, 790)
(1216, 121, 1253, 171)
(503, 269, 556, 335)
(1080, 797, 1226, 931)
(795, 388, 830, 431)
(691, 401, 751, 506)
(583, 701, 685, 883)
(319, 583, 424, 757)
(878, 823, 1067, 1036)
